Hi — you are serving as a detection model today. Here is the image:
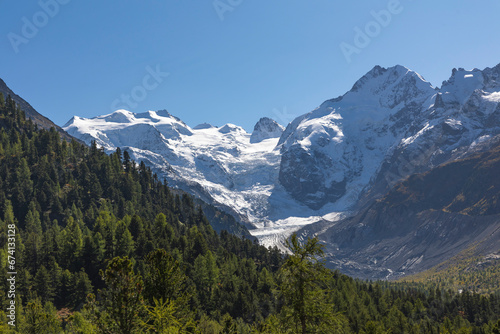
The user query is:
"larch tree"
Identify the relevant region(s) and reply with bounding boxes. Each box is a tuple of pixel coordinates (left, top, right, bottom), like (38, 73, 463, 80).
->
(278, 233, 348, 334)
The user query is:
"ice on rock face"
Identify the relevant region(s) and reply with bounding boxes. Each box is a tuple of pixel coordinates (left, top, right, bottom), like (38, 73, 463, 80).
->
(440, 68, 485, 105)
(63, 109, 287, 227)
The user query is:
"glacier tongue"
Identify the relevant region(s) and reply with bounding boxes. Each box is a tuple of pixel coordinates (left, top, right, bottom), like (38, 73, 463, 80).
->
(64, 63, 500, 246)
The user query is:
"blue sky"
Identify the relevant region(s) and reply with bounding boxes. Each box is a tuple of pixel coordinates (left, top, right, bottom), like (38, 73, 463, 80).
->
(1, 0, 500, 131)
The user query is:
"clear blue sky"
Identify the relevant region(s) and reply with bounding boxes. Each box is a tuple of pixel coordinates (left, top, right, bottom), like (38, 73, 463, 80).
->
(2, 0, 500, 131)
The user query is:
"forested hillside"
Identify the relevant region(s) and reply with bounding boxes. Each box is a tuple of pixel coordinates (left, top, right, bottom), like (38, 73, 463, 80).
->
(0, 92, 500, 333)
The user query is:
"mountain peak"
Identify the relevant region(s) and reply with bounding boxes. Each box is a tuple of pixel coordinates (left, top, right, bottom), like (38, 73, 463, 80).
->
(218, 123, 246, 134)
(101, 109, 136, 123)
(63, 61, 500, 258)
(194, 123, 217, 130)
(250, 117, 284, 143)
(350, 65, 432, 97)
(156, 109, 173, 118)
(350, 65, 386, 92)
(342, 64, 435, 110)
(440, 68, 485, 104)
(351, 65, 411, 92)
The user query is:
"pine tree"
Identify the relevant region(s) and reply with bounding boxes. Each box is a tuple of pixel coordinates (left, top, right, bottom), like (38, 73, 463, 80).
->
(141, 297, 196, 333)
(492, 319, 500, 334)
(278, 233, 347, 333)
(91, 256, 144, 334)
(19, 299, 62, 334)
(115, 221, 134, 258)
(71, 269, 93, 310)
(143, 248, 188, 304)
(33, 266, 56, 304)
(12, 158, 33, 218)
(59, 217, 83, 270)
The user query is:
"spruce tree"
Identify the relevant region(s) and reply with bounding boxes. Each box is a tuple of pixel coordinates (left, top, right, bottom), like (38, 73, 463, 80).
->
(91, 256, 144, 334)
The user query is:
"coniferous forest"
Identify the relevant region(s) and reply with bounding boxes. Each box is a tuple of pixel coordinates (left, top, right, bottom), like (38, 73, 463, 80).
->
(1, 92, 500, 333)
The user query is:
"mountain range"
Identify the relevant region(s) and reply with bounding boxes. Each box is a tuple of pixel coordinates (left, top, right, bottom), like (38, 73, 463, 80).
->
(19, 63, 500, 279)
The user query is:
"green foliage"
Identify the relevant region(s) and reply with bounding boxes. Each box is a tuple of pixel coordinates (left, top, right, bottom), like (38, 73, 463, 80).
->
(144, 249, 184, 298)
(0, 92, 5, 108)
(66, 310, 98, 333)
(92, 256, 145, 334)
(19, 299, 62, 334)
(197, 314, 223, 333)
(193, 250, 219, 308)
(277, 233, 349, 333)
(141, 298, 196, 333)
(492, 319, 500, 334)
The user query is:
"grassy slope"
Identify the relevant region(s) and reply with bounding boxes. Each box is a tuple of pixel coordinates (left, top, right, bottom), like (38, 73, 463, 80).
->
(398, 243, 500, 295)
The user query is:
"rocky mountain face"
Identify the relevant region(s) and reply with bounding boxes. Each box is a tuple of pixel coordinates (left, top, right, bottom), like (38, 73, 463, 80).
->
(298, 141, 500, 279)
(278, 64, 500, 211)
(250, 117, 285, 143)
(0, 78, 75, 142)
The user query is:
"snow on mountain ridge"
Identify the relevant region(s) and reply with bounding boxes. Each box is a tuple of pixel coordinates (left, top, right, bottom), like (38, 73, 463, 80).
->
(250, 117, 285, 143)
(64, 109, 190, 151)
(441, 68, 485, 105)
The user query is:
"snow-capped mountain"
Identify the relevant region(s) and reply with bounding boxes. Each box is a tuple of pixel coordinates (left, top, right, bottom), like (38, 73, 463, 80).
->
(278, 65, 436, 210)
(64, 110, 290, 230)
(250, 117, 285, 143)
(64, 63, 500, 250)
(279, 64, 500, 211)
